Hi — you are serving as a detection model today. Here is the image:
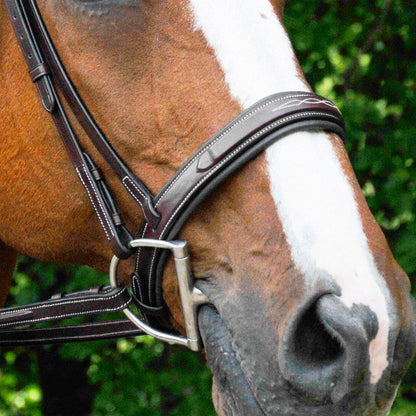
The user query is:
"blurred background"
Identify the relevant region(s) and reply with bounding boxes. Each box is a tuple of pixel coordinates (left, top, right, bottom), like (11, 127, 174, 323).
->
(1, 0, 415, 414)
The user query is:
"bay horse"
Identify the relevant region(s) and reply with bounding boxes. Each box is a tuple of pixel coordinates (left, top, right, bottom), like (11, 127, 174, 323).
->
(0, 0, 415, 415)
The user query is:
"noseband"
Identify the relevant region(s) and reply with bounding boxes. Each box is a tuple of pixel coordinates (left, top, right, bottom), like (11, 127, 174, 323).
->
(1, 0, 345, 350)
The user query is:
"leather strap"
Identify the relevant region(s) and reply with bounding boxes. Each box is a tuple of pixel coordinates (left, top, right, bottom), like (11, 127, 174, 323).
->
(0, 320, 145, 346)
(0, 285, 131, 328)
(0, 285, 147, 345)
(6, 0, 55, 112)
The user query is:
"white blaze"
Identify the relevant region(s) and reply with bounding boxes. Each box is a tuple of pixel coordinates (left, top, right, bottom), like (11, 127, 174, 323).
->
(188, 0, 390, 383)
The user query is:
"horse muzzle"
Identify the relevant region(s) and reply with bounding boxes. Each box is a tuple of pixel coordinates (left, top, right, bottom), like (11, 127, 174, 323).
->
(196, 280, 416, 416)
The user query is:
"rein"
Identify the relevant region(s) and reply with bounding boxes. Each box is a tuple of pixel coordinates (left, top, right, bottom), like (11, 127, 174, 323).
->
(1, 0, 345, 350)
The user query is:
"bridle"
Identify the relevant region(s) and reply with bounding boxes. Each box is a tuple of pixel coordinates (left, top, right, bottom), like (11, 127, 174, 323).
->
(0, 0, 345, 350)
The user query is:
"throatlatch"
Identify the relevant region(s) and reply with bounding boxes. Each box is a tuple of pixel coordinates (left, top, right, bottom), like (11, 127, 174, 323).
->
(2, 0, 346, 350)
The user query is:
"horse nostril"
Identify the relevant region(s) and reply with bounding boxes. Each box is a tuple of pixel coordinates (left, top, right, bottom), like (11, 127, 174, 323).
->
(292, 301, 343, 368)
(278, 294, 377, 404)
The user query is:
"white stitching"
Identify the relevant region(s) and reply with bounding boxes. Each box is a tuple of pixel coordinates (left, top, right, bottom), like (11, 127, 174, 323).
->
(156, 93, 318, 206)
(122, 176, 145, 208)
(0, 298, 132, 328)
(81, 164, 115, 237)
(135, 222, 149, 270)
(273, 97, 338, 111)
(0, 287, 129, 316)
(148, 248, 159, 301)
(0, 289, 131, 328)
(75, 165, 114, 240)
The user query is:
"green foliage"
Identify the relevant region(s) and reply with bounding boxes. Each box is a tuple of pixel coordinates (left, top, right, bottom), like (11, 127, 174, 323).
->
(0, 349, 41, 416)
(1, 1, 416, 414)
(390, 395, 416, 416)
(84, 339, 213, 416)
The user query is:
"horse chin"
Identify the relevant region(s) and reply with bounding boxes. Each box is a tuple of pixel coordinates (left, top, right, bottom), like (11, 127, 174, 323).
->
(198, 305, 266, 416)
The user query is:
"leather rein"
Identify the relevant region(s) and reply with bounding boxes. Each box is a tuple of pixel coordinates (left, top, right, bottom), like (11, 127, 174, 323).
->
(1, 0, 346, 350)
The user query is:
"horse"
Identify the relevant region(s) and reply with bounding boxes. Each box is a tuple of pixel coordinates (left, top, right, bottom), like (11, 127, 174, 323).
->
(0, 0, 415, 415)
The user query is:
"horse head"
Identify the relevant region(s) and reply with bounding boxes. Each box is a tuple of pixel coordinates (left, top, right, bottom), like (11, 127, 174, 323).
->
(0, 0, 415, 414)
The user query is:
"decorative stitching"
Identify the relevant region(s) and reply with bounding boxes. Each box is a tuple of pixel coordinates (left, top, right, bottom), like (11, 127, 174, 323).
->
(75, 165, 114, 240)
(147, 248, 159, 302)
(0, 287, 129, 316)
(273, 97, 338, 111)
(0, 288, 131, 328)
(131, 273, 145, 302)
(122, 176, 146, 208)
(82, 164, 115, 236)
(0, 298, 131, 328)
(135, 222, 149, 270)
(135, 246, 143, 271)
(155, 93, 321, 206)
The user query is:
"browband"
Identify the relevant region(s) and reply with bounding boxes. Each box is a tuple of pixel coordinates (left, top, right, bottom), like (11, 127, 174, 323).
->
(2, 0, 345, 347)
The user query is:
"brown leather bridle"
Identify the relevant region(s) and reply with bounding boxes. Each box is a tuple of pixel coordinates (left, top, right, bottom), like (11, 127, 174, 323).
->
(0, 0, 345, 350)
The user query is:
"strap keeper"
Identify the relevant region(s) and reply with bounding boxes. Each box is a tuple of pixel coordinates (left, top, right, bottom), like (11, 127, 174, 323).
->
(50, 292, 65, 300)
(131, 292, 165, 316)
(112, 213, 124, 227)
(29, 63, 50, 83)
(90, 167, 103, 182)
(130, 273, 164, 317)
(89, 285, 106, 294)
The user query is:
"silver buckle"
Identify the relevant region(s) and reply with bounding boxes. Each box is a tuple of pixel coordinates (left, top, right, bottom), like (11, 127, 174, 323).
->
(109, 239, 209, 351)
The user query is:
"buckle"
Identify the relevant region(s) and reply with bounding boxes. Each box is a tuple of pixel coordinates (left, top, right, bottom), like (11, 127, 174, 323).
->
(109, 239, 209, 351)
